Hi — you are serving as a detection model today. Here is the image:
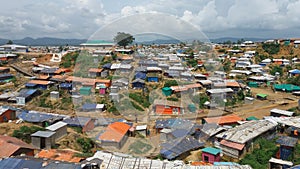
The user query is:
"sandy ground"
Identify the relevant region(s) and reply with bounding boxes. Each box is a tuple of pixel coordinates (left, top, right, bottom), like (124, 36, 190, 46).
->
(233, 87, 299, 119)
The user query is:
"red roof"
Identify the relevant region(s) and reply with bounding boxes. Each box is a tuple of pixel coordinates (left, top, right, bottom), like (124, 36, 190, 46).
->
(204, 114, 243, 125)
(0, 135, 35, 158)
(37, 149, 83, 163)
(99, 122, 130, 142)
(220, 139, 245, 150)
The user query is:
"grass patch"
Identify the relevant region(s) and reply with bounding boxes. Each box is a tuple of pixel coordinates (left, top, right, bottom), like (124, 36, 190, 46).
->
(128, 140, 153, 154)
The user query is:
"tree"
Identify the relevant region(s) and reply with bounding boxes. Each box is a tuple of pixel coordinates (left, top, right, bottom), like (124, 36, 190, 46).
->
(6, 40, 13, 44)
(114, 32, 135, 48)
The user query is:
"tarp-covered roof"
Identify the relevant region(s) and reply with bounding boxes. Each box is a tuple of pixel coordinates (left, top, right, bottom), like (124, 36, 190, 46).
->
(273, 84, 300, 92)
(160, 136, 204, 160)
(276, 136, 298, 147)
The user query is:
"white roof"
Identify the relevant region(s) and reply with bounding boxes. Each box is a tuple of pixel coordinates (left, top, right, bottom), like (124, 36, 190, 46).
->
(270, 108, 294, 117)
(146, 67, 162, 71)
(207, 88, 233, 94)
(46, 121, 67, 131)
(216, 120, 277, 144)
(50, 91, 59, 94)
(120, 64, 132, 69)
(169, 66, 185, 71)
(269, 157, 293, 166)
(136, 125, 147, 130)
(0, 107, 10, 116)
(111, 63, 121, 69)
(96, 104, 105, 109)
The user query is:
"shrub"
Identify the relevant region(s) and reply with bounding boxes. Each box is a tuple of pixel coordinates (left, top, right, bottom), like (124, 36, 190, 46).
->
(12, 126, 45, 143)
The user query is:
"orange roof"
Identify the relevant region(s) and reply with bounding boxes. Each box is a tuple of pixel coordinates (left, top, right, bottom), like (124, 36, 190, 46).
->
(27, 80, 51, 85)
(204, 114, 243, 125)
(55, 68, 71, 74)
(0, 135, 35, 158)
(220, 140, 245, 150)
(0, 67, 9, 71)
(99, 122, 130, 142)
(37, 149, 82, 163)
(226, 81, 240, 88)
(51, 75, 67, 80)
(191, 161, 212, 166)
(38, 75, 50, 80)
(65, 76, 111, 87)
(171, 83, 202, 92)
(89, 68, 103, 73)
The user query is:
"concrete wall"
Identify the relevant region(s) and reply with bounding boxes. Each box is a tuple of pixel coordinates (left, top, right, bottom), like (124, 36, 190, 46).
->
(31, 136, 41, 149)
(31, 136, 55, 149)
(53, 126, 67, 141)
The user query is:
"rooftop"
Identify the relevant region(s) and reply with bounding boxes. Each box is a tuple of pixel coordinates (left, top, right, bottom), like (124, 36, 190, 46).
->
(202, 147, 221, 155)
(46, 121, 67, 131)
(216, 120, 277, 144)
(31, 131, 56, 138)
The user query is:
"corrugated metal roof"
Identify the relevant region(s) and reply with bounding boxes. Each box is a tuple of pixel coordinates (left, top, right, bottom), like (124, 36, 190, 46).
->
(31, 131, 55, 138)
(46, 121, 67, 131)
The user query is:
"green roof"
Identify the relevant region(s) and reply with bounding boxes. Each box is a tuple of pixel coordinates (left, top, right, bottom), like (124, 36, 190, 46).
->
(273, 84, 300, 92)
(162, 87, 171, 91)
(256, 93, 268, 98)
(246, 116, 259, 121)
(201, 147, 221, 155)
(80, 86, 92, 91)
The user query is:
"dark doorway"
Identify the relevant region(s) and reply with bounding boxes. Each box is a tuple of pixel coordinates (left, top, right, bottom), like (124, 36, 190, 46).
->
(40, 138, 46, 149)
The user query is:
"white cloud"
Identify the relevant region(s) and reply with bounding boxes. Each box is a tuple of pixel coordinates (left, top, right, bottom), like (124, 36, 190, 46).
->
(1, 0, 300, 39)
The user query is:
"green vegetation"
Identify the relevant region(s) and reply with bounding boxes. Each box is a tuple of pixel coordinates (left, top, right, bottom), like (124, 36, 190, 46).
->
(240, 138, 278, 169)
(288, 143, 300, 165)
(114, 32, 135, 48)
(76, 137, 94, 154)
(128, 140, 152, 154)
(12, 126, 45, 143)
(167, 97, 179, 101)
(199, 95, 209, 108)
(217, 49, 226, 53)
(73, 51, 100, 77)
(60, 52, 79, 68)
(262, 43, 280, 55)
(131, 101, 144, 111)
(222, 59, 231, 72)
(270, 65, 283, 76)
(186, 59, 198, 67)
(287, 75, 300, 86)
(129, 93, 150, 108)
(164, 80, 178, 87)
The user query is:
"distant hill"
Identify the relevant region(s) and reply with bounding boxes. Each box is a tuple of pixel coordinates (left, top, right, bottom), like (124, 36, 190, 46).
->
(210, 37, 269, 43)
(0, 36, 271, 46)
(136, 39, 181, 45)
(0, 37, 87, 46)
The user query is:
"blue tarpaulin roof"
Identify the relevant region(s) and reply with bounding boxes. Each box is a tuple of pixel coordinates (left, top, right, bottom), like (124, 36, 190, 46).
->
(155, 119, 194, 130)
(60, 83, 72, 88)
(82, 103, 97, 111)
(160, 136, 204, 160)
(18, 111, 63, 123)
(102, 63, 112, 69)
(63, 116, 92, 127)
(25, 83, 37, 87)
(276, 136, 298, 147)
(17, 89, 38, 98)
(0, 73, 13, 78)
(290, 69, 300, 74)
(135, 72, 146, 80)
(0, 158, 43, 169)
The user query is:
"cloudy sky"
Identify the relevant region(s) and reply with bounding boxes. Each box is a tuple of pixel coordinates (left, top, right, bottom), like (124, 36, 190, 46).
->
(1, 0, 300, 40)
